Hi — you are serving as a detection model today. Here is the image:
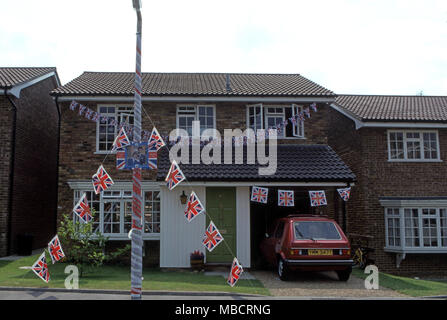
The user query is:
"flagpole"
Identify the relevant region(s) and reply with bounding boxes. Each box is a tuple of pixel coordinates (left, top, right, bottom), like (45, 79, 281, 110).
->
(131, 0, 143, 300)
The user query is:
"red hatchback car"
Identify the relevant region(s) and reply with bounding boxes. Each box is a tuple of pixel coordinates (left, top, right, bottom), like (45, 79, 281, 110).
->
(260, 215, 353, 281)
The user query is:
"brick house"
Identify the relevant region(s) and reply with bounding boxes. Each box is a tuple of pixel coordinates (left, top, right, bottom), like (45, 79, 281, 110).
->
(0, 67, 61, 256)
(329, 95, 447, 275)
(51, 72, 355, 268)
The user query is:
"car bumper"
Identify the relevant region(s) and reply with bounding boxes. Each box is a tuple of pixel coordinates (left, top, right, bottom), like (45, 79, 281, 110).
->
(284, 259, 354, 266)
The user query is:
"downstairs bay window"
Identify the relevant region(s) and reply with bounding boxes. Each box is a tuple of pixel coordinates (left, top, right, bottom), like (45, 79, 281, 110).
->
(72, 185, 160, 240)
(384, 205, 447, 252)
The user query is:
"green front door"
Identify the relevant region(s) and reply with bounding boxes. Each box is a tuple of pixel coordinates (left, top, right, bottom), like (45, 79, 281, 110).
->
(206, 187, 236, 263)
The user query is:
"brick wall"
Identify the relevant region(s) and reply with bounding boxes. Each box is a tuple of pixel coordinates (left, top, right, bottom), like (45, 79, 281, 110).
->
(5, 76, 60, 255)
(328, 107, 447, 275)
(0, 97, 14, 256)
(57, 100, 333, 263)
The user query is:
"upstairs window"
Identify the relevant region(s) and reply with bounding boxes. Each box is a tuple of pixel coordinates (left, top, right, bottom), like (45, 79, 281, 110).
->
(176, 105, 215, 136)
(388, 130, 440, 161)
(247, 104, 304, 138)
(97, 105, 134, 152)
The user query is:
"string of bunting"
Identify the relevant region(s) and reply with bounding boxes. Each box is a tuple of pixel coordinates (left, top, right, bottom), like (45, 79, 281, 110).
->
(65, 98, 323, 288)
(69, 100, 318, 146)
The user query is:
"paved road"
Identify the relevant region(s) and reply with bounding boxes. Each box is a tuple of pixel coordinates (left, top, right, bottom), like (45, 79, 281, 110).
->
(0, 288, 422, 300)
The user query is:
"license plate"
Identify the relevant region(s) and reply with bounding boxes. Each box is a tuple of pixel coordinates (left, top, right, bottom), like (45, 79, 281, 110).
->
(308, 249, 333, 256)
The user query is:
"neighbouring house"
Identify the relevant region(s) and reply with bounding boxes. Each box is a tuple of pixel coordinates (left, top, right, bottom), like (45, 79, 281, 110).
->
(51, 72, 355, 268)
(329, 95, 447, 275)
(0, 67, 61, 256)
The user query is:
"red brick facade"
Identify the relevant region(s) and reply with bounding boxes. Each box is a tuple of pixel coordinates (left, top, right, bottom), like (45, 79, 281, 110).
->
(328, 107, 447, 275)
(0, 76, 59, 256)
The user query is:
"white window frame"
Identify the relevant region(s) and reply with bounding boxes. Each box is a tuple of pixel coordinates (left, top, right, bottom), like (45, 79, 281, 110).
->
(96, 104, 134, 154)
(387, 129, 441, 162)
(73, 186, 160, 240)
(384, 206, 447, 253)
(176, 104, 216, 136)
(246, 104, 305, 138)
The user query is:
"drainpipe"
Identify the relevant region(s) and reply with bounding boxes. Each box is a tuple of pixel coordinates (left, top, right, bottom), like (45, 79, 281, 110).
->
(54, 96, 61, 234)
(4, 91, 17, 256)
(342, 182, 351, 233)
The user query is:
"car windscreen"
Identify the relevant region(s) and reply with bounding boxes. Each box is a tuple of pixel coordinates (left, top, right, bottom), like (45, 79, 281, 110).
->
(294, 221, 341, 240)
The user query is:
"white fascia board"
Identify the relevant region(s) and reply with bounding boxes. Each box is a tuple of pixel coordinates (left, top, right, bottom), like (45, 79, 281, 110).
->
(67, 180, 160, 190)
(379, 198, 447, 207)
(157, 181, 354, 187)
(5, 71, 58, 98)
(330, 103, 447, 129)
(57, 95, 336, 103)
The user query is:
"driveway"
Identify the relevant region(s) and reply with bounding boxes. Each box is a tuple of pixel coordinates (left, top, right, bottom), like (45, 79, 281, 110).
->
(251, 270, 409, 298)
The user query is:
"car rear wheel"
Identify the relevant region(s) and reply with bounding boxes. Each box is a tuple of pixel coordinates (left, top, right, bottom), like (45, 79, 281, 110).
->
(337, 266, 352, 281)
(278, 258, 290, 281)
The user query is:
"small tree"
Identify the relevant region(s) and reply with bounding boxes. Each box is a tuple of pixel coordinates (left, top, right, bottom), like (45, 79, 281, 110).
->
(58, 210, 130, 277)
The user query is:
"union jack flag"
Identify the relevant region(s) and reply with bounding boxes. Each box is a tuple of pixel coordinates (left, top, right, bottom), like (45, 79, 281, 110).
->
(73, 193, 93, 223)
(337, 187, 351, 202)
(298, 112, 305, 122)
(202, 221, 224, 252)
(165, 160, 185, 190)
(69, 100, 78, 110)
(148, 146, 158, 169)
(304, 107, 311, 118)
(78, 105, 86, 116)
(116, 150, 126, 170)
(148, 127, 165, 151)
(310, 102, 318, 112)
(251, 186, 268, 204)
(48, 235, 65, 264)
(309, 190, 327, 207)
(278, 190, 294, 207)
(112, 127, 131, 151)
(184, 191, 205, 222)
(92, 165, 114, 194)
(227, 257, 243, 287)
(32, 252, 50, 283)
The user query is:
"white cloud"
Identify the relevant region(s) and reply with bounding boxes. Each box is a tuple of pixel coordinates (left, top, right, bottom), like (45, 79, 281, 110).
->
(0, 0, 446, 95)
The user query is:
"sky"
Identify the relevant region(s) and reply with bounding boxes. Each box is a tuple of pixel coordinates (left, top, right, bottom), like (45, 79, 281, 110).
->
(1, 0, 446, 95)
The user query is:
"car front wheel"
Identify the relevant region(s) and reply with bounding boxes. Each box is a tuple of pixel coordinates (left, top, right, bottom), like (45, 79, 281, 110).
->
(278, 258, 289, 281)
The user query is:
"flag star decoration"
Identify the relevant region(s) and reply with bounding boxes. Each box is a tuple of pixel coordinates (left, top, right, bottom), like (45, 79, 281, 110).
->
(202, 221, 224, 252)
(227, 257, 244, 287)
(251, 186, 268, 204)
(48, 235, 65, 264)
(116, 150, 126, 170)
(112, 127, 131, 151)
(32, 252, 50, 283)
(165, 160, 186, 190)
(278, 190, 294, 207)
(184, 191, 205, 222)
(92, 165, 114, 194)
(73, 193, 93, 223)
(309, 190, 327, 207)
(337, 187, 351, 202)
(148, 127, 166, 151)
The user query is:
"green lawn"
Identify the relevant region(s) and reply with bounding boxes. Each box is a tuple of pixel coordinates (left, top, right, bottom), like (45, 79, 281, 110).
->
(352, 267, 447, 297)
(0, 253, 269, 296)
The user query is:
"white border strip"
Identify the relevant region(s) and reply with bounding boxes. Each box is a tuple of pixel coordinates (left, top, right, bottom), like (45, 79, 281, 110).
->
(3, 71, 59, 98)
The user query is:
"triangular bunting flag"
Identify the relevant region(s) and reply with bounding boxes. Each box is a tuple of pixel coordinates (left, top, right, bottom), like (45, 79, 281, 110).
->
(112, 127, 131, 151)
(184, 191, 205, 222)
(31, 252, 50, 283)
(148, 127, 166, 151)
(337, 187, 351, 202)
(227, 257, 243, 287)
(48, 235, 65, 264)
(202, 221, 224, 252)
(73, 193, 93, 223)
(92, 165, 114, 194)
(165, 160, 185, 190)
